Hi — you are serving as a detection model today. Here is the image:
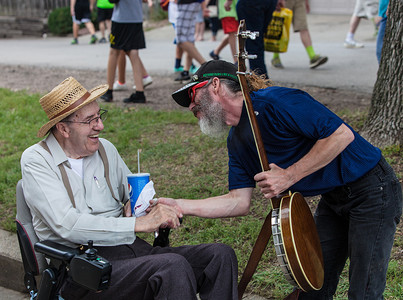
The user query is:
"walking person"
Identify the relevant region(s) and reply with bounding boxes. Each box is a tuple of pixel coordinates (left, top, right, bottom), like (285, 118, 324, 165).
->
(70, 0, 98, 45)
(174, 0, 207, 81)
(344, 0, 379, 48)
(209, 0, 239, 64)
(96, 0, 114, 43)
(271, 0, 328, 69)
(101, 0, 152, 103)
(235, 0, 278, 77)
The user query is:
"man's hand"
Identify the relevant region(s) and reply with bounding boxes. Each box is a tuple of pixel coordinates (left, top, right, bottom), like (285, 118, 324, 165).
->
(152, 197, 183, 216)
(276, 0, 285, 11)
(374, 16, 382, 25)
(135, 203, 182, 233)
(224, 0, 232, 11)
(254, 163, 294, 199)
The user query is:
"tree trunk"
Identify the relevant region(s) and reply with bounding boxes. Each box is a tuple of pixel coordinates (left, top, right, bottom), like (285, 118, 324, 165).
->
(361, 0, 402, 148)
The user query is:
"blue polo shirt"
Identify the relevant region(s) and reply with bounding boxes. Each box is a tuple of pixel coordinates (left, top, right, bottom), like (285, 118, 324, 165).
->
(227, 86, 381, 196)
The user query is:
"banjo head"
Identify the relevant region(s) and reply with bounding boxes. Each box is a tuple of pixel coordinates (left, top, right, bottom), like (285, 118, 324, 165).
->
(280, 192, 324, 291)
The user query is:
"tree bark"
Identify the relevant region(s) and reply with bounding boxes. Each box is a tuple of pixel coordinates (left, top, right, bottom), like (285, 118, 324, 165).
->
(361, 0, 402, 148)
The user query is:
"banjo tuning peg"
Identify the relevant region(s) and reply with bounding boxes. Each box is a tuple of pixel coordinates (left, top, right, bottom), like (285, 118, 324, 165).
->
(240, 52, 257, 60)
(240, 30, 260, 40)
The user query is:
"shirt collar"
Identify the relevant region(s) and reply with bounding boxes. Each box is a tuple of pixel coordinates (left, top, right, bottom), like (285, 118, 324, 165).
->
(45, 132, 71, 167)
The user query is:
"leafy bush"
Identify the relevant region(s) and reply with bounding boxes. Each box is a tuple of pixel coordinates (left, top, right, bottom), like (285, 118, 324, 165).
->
(91, 8, 99, 31)
(150, 6, 168, 22)
(48, 7, 72, 36)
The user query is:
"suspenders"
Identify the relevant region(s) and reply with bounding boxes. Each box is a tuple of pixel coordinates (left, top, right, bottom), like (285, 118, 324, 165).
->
(39, 140, 119, 207)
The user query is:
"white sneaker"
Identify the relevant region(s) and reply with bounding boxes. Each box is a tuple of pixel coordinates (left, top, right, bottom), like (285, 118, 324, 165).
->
(133, 76, 153, 90)
(344, 39, 364, 48)
(113, 81, 128, 91)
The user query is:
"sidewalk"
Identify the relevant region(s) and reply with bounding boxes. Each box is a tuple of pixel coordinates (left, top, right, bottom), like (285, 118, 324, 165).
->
(0, 14, 378, 93)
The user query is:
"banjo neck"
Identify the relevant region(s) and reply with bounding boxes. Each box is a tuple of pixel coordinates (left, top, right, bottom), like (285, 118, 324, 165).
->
(236, 19, 283, 210)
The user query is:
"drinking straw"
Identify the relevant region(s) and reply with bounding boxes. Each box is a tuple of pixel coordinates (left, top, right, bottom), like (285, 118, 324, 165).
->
(137, 149, 141, 173)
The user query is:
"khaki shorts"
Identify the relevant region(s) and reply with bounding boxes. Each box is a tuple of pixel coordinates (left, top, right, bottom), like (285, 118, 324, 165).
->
(285, 0, 308, 32)
(353, 0, 379, 19)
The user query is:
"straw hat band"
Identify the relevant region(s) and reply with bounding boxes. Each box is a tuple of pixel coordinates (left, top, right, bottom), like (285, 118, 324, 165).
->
(52, 91, 90, 120)
(37, 77, 108, 138)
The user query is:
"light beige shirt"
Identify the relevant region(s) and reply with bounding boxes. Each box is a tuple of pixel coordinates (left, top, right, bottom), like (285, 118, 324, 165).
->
(20, 133, 136, 248)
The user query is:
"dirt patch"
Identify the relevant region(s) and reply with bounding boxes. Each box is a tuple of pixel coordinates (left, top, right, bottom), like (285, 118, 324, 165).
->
(0, 64, 372, 113)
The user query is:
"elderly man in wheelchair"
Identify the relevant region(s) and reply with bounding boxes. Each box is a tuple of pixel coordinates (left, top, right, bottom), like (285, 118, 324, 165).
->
(17, 77, 238, 300)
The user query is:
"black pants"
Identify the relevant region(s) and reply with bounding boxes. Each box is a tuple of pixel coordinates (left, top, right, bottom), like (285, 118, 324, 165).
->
(236, 0, 277, 76)
(61, 238, 238, 300)
(300, 157, 402, 299)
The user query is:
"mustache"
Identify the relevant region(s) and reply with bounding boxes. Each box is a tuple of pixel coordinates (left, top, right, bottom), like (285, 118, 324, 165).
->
(191, 105, 201, 117)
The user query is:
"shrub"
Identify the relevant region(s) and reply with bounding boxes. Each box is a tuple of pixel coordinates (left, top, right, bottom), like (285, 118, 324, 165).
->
(48, 7, 72, 36)
(91, 7, 99, 31)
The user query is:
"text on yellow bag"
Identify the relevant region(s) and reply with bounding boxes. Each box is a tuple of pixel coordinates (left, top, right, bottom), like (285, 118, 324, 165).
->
(264, 8, 293, 53)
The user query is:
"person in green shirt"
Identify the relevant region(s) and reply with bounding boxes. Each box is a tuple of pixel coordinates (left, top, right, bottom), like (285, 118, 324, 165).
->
(209, 0, 239, 64)
(96, 0, 115, 43)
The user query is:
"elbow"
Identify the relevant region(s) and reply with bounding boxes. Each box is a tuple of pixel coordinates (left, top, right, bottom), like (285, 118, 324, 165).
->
(336, 123, 355, 147)
(343, 124, 355, 145)
(237, 201, 251, 216)
(228, 188, 252, 217)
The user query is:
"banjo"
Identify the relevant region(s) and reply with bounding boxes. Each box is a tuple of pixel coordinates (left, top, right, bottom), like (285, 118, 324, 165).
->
(236, 20, 324, 299)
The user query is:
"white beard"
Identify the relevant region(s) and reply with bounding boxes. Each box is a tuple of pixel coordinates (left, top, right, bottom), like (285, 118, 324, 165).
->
(199, 117, 227, 138)
(198, 94, 227, 138)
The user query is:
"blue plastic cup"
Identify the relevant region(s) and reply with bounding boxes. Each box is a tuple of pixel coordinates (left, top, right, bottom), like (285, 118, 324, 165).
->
(127, 173, 150, 214)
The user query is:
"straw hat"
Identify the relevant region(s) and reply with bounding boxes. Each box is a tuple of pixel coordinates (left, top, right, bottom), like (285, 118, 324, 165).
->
(37, 77, 108, 137)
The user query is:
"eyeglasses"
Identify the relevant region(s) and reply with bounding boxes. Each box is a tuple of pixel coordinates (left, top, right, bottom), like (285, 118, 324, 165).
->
(188, 81, 209, 104)
(63, 109, 108, 126)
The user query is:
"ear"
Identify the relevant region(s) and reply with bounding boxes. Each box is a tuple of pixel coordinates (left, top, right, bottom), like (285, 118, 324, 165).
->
(55, 122, 71, 138)
(211, 77, 221, 94)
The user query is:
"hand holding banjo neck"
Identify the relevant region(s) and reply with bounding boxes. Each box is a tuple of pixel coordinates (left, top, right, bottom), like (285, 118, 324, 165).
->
(236, 20, 324, 300)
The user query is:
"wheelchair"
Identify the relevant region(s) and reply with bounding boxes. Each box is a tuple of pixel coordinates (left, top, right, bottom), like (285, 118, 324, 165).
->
(15, 180, 172, 300)
(15, 180, 113, 300)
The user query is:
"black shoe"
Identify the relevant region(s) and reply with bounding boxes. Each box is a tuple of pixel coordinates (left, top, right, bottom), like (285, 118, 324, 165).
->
(101, 90, 113, 102)
(209, 50, 220, 60)
(174, 71, 190, 81)
(123, 92, 146, 103)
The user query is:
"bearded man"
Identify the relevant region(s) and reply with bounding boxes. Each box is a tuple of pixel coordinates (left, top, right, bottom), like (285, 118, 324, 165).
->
(160, 60, 402, 299)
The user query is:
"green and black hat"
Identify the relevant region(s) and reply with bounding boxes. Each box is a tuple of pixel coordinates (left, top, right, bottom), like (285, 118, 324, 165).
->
(172, 60, 239, 107)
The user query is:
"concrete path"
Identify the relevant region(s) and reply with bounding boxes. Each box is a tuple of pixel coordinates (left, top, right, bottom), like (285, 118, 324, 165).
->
(0, 14, 378, 93)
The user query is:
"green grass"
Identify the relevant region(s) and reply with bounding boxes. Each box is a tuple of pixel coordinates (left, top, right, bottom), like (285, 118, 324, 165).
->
(0, 88, 401, 298)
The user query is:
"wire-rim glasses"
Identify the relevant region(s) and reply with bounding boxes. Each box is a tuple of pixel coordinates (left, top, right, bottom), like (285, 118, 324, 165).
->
(63, 109, 108, 126)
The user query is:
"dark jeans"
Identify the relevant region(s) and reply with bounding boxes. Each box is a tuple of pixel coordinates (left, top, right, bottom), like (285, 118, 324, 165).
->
(209, 17, 220, 37)
(376, 17, 387, 64)
(300, 157, 402, 300)
(236, 0, 278, 77)
(61, 238, 238, 300)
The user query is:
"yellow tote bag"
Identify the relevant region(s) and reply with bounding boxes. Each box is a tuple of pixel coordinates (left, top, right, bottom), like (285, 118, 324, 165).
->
(264, 8, 293, 53)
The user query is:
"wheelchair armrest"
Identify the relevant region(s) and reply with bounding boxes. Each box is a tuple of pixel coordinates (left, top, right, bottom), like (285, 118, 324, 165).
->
(34, 240, 80, 263)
